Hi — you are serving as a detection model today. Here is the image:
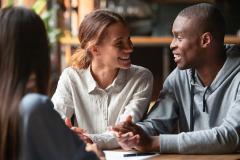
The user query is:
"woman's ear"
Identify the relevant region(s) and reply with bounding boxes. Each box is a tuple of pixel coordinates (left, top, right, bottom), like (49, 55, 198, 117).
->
(89, 45, 100, 56)
(201, 32, 212, 48)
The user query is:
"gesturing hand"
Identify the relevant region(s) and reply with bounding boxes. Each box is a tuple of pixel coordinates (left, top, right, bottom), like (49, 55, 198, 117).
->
(111, 116, 154, 152)
(86, 143, 105, 160)
(65, 118, 93, 144)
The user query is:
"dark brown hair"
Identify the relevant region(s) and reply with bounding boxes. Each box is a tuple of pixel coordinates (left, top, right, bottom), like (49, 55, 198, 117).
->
(0, 7, 50, 159)
(71, 9, 127, 69)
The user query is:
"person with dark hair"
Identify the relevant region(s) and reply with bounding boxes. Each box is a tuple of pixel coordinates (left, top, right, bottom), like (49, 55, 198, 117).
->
(51, 9, 153, 149)
(0, 6, 102, 160)
(113, 3, 240, 154)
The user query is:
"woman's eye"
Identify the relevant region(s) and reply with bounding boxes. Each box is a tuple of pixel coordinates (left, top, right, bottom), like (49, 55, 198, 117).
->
(115, 43, 123, 48)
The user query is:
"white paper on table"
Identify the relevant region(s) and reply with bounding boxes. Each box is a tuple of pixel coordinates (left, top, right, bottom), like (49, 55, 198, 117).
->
(104, 150, 159, 160)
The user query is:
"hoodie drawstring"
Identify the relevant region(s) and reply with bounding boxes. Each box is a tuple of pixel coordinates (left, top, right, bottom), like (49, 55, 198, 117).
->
(190, 68, 210, 131)
(202, 86, 210, 112)
(190, 69, 195, 132)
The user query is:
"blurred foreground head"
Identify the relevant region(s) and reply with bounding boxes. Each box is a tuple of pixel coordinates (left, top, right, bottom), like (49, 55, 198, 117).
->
(0, 7, 50, 159)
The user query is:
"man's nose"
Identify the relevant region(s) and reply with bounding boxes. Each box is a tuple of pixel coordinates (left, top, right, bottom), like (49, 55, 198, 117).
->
(170, 38, 176, 50)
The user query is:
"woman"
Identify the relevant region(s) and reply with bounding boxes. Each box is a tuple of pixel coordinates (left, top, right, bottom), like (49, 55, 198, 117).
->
(52, 9, 153, 149)
(0, 7, 101, 160)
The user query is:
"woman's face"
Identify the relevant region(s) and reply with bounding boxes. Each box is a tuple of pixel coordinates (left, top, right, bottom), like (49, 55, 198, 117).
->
(93, 22, 133, 70)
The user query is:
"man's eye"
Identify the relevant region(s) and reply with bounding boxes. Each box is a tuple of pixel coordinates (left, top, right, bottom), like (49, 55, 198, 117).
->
(177, 36, 183, 41)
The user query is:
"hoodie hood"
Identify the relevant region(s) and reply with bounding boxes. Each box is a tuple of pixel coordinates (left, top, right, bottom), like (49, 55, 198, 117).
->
(188, 44, 240, 130)
(210, 44, 240, 91)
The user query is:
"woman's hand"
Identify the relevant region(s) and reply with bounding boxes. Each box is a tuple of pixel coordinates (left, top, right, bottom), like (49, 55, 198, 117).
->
(65, 118, 93, 144)
(86, 143, 105, 160)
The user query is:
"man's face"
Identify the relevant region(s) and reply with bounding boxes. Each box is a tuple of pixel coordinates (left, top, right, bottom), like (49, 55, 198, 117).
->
(170, 15, 203, 70)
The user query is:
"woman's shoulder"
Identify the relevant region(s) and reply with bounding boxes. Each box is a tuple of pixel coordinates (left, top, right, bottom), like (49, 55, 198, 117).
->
(62, 66, 86, 75)
(129, 64, 152, 75)
(60, 66, 88, 81)
(127, 64, 153, 78)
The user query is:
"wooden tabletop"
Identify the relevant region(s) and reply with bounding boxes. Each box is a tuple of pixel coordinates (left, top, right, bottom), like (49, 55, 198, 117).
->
(104, 150, 240, 160)
(149, 154, 240, 160)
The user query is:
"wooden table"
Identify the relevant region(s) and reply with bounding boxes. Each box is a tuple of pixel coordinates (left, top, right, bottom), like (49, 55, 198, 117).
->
(104, 150, 240, 160)
(149, 154, 240, 160)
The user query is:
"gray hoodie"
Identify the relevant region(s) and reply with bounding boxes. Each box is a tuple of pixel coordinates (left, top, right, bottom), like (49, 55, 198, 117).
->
(138, 44, 240, 154)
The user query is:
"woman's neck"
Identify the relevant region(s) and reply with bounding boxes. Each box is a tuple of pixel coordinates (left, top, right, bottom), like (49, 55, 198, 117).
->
(90, 64, 119, 89)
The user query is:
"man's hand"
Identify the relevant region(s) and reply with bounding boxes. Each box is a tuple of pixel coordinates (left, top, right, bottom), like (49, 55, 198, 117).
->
(112, 116, 158, 152)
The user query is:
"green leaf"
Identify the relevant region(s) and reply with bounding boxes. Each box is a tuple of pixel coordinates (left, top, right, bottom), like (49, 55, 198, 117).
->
(6, 0, 14, 6)
(32, 0, 47, 14)
(32, 0, 62, 46)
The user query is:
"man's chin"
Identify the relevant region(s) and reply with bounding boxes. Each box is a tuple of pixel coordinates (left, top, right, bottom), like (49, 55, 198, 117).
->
(177, 65, 190, 70)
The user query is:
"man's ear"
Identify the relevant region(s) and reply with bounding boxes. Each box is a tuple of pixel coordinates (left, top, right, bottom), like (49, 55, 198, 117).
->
(201, 32, 212, 48)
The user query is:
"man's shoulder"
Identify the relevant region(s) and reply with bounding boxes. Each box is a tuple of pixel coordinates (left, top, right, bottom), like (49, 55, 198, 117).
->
(225, 44, 240, 56)
(167, 67, 190, 80)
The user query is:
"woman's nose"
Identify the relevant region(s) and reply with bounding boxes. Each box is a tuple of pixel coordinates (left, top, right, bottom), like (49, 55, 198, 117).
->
(124, 41, 133, 53)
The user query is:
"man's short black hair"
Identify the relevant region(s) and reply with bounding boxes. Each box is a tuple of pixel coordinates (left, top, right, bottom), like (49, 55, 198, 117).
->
(178, 3, 225, 43)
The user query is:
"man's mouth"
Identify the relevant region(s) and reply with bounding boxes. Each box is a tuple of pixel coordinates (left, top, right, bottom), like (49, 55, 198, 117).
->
(174, 54, 181, 62)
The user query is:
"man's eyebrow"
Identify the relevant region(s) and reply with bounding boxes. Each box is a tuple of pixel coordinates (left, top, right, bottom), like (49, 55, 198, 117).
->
(173, 30, 184, 35)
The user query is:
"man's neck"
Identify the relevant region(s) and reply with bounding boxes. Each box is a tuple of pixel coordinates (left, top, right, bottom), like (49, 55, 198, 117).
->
(196, 53, 226, 86)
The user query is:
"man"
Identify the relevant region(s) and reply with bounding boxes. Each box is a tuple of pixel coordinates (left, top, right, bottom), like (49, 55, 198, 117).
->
(113, 3, 240, 154)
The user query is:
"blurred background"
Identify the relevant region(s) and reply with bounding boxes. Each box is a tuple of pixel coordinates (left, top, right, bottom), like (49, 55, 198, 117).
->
(1, 0, 240, 100)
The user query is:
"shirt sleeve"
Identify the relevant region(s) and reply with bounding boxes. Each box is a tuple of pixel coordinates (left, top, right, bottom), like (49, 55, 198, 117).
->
(90, 68, 154, 150)
(138, 69, 240, 154)
(160, 88, 240, 154)
(20, 94, 99, 160)
(88, 132, 120, 150)
(51, 69, 74, 119)
(117, 68, 154, 123)
(137, 71, 179, 136)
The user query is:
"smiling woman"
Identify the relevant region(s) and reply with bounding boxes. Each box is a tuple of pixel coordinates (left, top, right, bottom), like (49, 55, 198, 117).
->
(51, 9, 154, 149)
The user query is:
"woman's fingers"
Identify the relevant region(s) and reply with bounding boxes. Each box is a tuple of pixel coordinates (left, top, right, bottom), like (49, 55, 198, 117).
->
(86, 143, 105, 160)
(71, 126, 86, 134)
(65, 118, 72, 128)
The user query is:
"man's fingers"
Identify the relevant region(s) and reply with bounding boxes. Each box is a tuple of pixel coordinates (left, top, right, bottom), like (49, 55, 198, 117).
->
(120, 132, 134, 138)
(117, 132, 135, 145)
(129, 134, 140, 145)
(121, 123, 140, 135)
(118, 133, 139, 150)
(112, 124, 132, 134)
